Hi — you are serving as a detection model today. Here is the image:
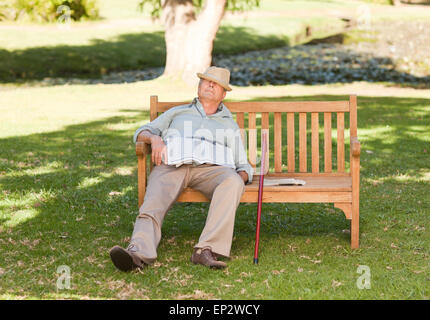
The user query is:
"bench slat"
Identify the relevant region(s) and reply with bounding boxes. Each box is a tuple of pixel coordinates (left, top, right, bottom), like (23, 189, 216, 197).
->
(274, 112, 282, 173)
(287, 113, 295, 172)
(155, 101, 350, 113)
(299, 113, 307, 172)
(248, 112, 257, 169)
(311, 112, 319, 173)
(337, 112, 345, 173)
(262, 112, 270, 173)
(177, 190, 352, 203)
(236, 112, 245, 129)
(324, 112, 332, 173)
(236, 112, 245, 147)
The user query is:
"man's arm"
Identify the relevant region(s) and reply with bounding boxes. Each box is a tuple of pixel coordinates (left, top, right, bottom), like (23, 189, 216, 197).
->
(137, 130, 168, 166)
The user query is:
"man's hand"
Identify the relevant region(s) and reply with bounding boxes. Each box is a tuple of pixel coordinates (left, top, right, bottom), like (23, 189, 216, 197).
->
(150, 135, 168, 166)
(238, 171, 248, 184)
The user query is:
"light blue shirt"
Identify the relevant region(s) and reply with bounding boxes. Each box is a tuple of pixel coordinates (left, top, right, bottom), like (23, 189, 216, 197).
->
(134, 98, 253, 184)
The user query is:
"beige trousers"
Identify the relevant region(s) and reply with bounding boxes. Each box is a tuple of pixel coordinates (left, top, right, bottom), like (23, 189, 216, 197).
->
(129, 164, 245, 264)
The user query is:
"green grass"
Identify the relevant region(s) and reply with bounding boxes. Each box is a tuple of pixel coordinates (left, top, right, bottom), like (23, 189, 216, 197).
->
(0, 81, 429, 299)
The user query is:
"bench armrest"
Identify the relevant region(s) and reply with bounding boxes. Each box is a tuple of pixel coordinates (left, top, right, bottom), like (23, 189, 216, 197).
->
(135, 135, 151, 156)
(351, 137, 361, 157)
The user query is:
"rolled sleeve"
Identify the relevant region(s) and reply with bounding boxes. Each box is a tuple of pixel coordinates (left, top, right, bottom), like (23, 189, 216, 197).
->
(236, 166, 253, 185)
(229, 123, 253, 184)
(133, 108, 176, 143)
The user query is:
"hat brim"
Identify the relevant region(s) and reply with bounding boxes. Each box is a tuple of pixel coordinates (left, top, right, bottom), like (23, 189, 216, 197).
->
(197, 73, 232, 91)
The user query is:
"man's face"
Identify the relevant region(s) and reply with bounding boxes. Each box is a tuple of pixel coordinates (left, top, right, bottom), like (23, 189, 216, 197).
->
(198, 79, 226, 103)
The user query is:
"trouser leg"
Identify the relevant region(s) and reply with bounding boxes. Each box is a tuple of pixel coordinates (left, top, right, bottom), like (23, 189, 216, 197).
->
(129, 164, 189, 264)
(188, 165, 245, 257)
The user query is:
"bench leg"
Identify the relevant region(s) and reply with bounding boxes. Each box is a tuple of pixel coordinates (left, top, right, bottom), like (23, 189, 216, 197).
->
(334, 202, 358, 248)
(351, 202, 359, 249)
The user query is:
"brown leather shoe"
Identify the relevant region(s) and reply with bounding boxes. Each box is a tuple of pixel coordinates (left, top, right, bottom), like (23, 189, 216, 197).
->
(109, 245, 144, 272)
(191, 247, 227, 269)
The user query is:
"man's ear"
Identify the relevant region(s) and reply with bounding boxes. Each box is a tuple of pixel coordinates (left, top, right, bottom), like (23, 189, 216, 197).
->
(222, 90, 227, 100)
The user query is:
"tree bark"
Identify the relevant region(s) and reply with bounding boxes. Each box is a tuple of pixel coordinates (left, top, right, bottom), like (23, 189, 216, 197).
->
(162, 0, 226, 86)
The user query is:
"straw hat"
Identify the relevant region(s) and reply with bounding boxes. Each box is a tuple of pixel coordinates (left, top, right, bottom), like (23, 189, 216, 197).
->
(197, 66, 232, 91)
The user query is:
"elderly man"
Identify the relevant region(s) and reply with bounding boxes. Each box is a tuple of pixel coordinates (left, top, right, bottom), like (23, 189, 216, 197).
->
(109, 67, 253, 271)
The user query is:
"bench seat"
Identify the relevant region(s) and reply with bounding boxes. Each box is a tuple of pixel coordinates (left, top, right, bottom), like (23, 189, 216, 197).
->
(176, 175, 352, 205)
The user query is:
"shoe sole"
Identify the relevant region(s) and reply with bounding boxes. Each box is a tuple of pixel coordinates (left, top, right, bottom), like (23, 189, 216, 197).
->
(110, 246, 138, 272)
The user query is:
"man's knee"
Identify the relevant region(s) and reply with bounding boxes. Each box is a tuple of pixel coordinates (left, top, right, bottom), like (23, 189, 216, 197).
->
(222, 172, 245, 194)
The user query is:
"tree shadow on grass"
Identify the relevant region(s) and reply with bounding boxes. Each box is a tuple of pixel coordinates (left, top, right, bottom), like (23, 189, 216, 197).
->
(0, 95, 429, 298)
(0, 31, 166, 82)
(0, 26, 287, 83)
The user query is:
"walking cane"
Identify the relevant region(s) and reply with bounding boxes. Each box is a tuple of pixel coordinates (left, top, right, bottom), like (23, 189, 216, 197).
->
(254, 131, 268, 264)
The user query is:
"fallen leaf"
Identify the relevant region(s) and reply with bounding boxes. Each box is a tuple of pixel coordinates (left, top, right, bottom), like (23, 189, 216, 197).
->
(288, 245, 297, 252)
(272, 269, 285, 275)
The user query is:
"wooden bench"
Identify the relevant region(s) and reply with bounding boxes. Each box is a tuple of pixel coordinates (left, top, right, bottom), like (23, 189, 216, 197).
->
(136, 95, 361, 248)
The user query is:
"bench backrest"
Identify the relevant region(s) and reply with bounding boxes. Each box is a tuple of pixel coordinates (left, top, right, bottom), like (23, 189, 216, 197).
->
(150, 95, 358, 176)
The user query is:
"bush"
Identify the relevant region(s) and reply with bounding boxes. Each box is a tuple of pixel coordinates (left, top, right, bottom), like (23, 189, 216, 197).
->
(0, 0, 99, 22)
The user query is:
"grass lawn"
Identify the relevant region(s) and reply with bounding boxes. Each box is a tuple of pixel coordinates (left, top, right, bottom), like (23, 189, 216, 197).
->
(0, 80, 429, 299)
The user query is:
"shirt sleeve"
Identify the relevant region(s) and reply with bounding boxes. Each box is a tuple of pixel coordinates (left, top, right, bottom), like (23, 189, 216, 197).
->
(229, 121, 254, 184)
(133, 108, 176, 143)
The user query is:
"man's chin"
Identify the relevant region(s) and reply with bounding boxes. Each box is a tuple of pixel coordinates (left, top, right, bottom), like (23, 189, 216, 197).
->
(200, 94, 218, 102)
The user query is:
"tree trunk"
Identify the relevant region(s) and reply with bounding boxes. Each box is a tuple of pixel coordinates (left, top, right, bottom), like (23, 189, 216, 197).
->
(162, 0, 226, 86)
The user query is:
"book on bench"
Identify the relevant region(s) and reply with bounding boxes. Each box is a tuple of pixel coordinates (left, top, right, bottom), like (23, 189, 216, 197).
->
(263, 178, 306, 186)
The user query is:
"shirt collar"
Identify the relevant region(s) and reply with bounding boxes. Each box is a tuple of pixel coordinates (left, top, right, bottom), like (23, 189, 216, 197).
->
(193, 97, 230, 118)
